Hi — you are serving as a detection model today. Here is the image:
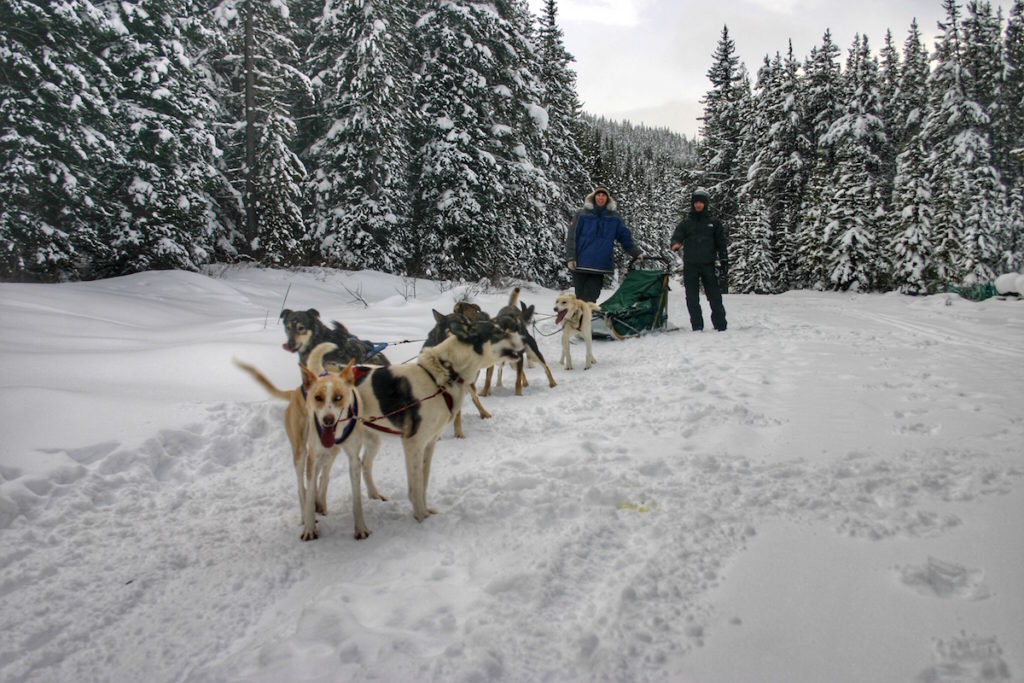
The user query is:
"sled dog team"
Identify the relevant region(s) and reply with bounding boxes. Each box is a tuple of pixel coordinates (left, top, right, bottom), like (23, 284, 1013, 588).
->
(236, 289, 602, 541)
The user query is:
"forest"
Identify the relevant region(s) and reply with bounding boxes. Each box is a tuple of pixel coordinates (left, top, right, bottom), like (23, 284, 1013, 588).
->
(2, 0, 1021, 294)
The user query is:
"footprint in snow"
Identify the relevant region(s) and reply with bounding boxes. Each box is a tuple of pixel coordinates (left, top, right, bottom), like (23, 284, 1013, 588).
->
(917, 633, 1011, 682)
(895, 556, 990, 601)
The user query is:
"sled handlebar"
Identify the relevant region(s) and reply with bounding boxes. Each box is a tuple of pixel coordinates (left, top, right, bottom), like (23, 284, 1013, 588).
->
(627, 255, 673, 272)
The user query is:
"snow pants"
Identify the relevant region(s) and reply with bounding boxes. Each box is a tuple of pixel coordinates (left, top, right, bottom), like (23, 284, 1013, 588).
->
(574, 271, 604, 303)
(683, 263, 727, 331)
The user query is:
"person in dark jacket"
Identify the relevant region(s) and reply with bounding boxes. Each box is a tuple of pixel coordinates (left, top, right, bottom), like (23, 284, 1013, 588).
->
(670, 188, 728, 331)
(566, 187, 641, 302)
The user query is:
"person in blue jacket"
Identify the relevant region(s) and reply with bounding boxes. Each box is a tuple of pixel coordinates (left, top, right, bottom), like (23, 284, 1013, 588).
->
(565, 186, 641, 302)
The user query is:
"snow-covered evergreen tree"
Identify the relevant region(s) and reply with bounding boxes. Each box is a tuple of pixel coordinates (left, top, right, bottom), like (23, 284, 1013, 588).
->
(253, 109, 306, 264)
(998, 0, 1024, 211)
(306, 0, 413, 272)
(820, 35, 886, 290)
(734, 55, 781, 292)
(876, 30, 901, 220)
(890, 135, 936, 293)
(731, 194, 776, 293)
(0, 0, 121, 280)
(536, 0, 591, 264)
(795, 31, 843, 288)
(98, 0, 222, 275)
(409, 0, 552, 282)
(211, 0, 311, 261)
(923, 0, 1004, 286)
(699, 25, 747, 224)
(889, 20, 937, 293)
(738, 44, 807, 291)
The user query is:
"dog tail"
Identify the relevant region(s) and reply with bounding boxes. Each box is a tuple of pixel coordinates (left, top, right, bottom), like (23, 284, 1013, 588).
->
(307, 342, 338, 375)
(233, 359, 292, 401)
(507, 286, 520, 307)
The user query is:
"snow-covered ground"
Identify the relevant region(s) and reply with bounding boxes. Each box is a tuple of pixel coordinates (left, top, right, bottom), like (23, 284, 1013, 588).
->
(1, 265, 1022, 683)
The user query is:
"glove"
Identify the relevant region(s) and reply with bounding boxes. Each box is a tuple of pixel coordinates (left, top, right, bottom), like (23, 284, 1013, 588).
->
(567, 260, 576, 271)
(718, 265, 729, 294)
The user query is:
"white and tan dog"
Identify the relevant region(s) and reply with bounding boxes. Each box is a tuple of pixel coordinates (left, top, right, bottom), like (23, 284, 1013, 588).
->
(553, 293, 602, 370)
(235, 343, 375, 540)
(353, 317, 524, 523)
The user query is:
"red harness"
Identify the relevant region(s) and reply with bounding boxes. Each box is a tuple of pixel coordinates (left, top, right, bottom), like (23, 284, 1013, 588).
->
(357, 364, 458, 436)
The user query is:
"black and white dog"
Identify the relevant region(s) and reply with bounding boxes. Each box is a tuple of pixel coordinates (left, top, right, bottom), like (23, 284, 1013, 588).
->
(281, 308, 391, 369)
(421, 301, 491, 437)
(351, 317, 525, 524)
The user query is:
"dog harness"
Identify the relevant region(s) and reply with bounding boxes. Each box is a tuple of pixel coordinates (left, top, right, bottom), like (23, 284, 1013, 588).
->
(365, 342, 388, 361)
(359, 363, 459, 435)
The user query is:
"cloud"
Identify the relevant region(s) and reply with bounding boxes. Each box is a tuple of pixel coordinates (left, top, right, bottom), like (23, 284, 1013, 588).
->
(529, 0, 649, 27)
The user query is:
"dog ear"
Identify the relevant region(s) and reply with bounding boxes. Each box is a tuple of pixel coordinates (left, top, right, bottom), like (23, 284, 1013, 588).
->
(520, 302, 535, 324)
(340, 358, 355, 382)
(300, 364, 317, 391)
(432, 309, 446, 324)
(307, 308, 320, 319)
(280, 309, 292, 320)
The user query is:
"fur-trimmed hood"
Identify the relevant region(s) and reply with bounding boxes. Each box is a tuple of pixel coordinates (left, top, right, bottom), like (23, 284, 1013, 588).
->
(583, 187, 618, 211)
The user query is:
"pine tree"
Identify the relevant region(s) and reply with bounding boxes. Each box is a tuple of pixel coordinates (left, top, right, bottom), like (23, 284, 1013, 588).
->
(923, 0, 1003, 286)
(408, 0, 493, 281)
(486, 0, 562, 284)
(0, 0, 121, 280)
(253, 109, 306, 264)
(820, 35, 886, 291)
(536, 0, 591, 271)
(699, 25, 746, 223)
(889, 20, 937, 293)
(998, 1, 1024, 195)
(211, 0, 311, 261)
(734, 54, 783, 292)
(731, 194, 776, 293)
(306, 0, 413, 272)
(890, 135, 936, 293)
(98, 0, 222, 275)
(740, 44, 807, 291)
(795, 30, 843, 288)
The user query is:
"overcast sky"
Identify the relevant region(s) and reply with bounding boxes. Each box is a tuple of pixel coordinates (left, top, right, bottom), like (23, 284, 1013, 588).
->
(527, 0, 1017, 138)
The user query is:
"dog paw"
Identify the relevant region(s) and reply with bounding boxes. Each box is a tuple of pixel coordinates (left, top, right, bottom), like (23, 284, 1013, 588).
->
(300, 527, 319, 541)
(354, 528, 371, 540)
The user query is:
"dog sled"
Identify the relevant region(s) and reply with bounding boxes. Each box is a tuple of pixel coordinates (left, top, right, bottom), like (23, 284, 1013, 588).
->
(592, 256, 676, 339)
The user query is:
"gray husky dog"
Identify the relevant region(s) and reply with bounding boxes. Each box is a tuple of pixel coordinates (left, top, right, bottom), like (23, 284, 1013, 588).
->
(281, 308, 391, 370)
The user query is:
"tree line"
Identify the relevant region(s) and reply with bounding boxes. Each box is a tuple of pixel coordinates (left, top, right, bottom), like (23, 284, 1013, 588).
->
(3, 0, 1021, 294)
(2, 0, 597, 284)
(700, 0, 1023, 294)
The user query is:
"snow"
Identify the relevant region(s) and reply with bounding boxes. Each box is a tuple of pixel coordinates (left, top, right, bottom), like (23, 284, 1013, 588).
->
(1, 265, 1022, 683)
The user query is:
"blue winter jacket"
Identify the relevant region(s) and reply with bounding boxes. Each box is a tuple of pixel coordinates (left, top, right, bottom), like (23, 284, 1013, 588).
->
(566, 191, 639, 273)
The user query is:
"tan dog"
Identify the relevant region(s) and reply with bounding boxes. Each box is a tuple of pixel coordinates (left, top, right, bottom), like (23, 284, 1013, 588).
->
(553, 293, 602, 370)
(354, 318, 524, 523)
(235, 343, 376, 540)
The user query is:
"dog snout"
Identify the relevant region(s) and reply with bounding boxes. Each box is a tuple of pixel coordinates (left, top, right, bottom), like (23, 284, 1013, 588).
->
(321, 414, 336, 427)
